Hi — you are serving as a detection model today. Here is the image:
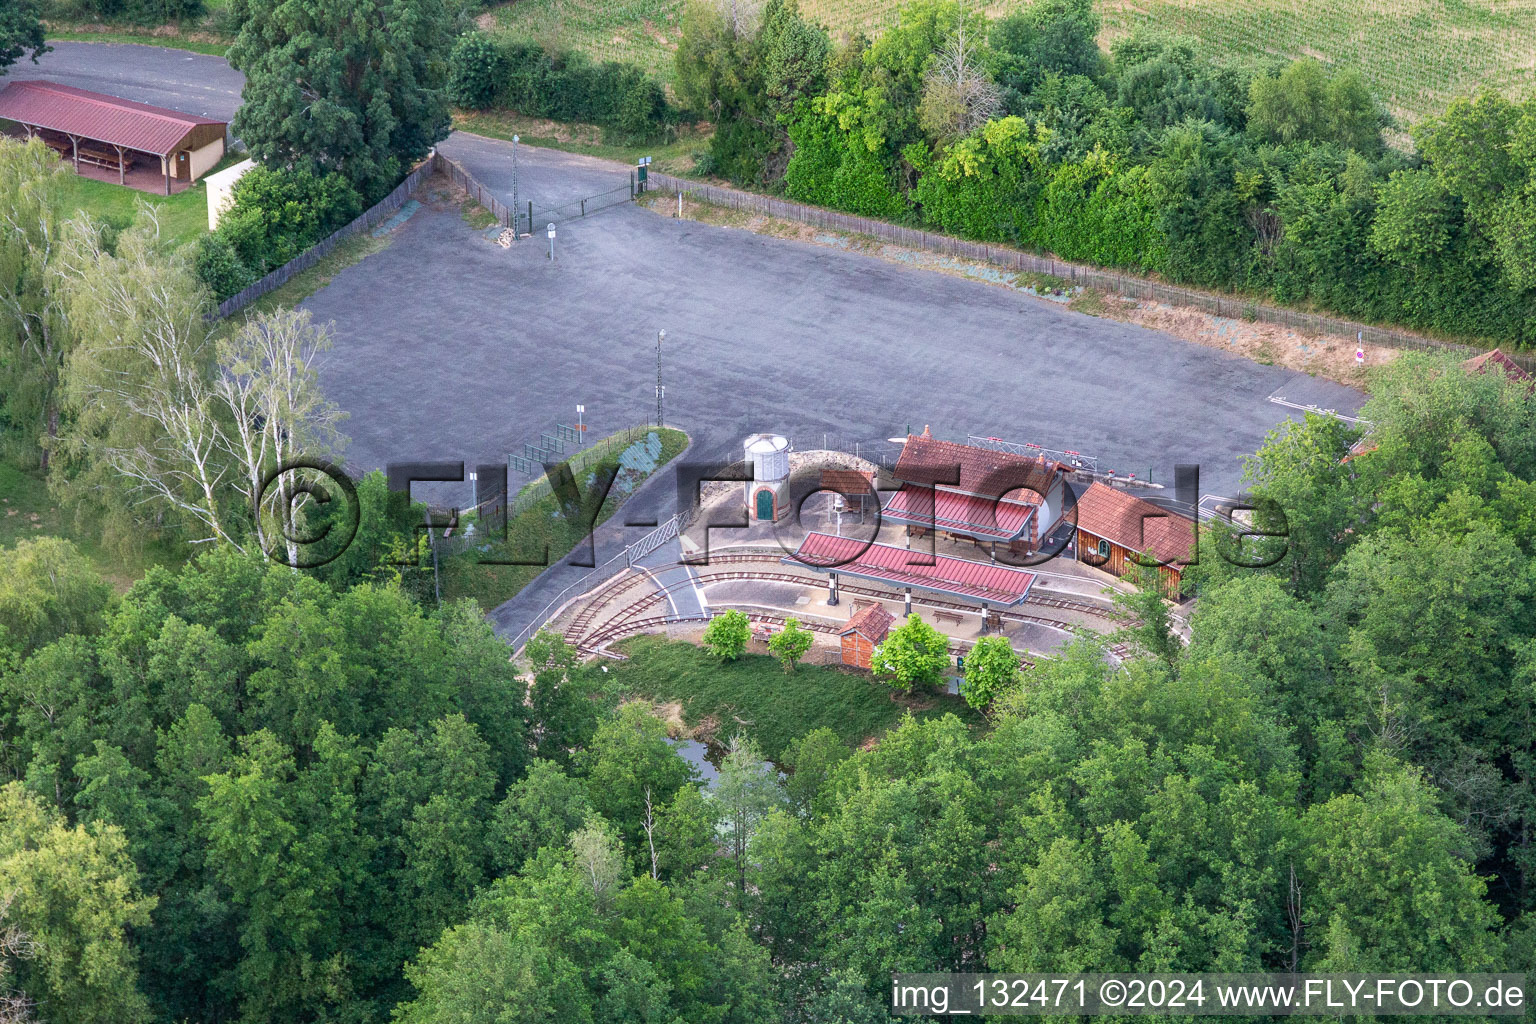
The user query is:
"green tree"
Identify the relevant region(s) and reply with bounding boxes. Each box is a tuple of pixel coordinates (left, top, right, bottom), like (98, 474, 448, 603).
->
(870, 613, 950, 691)
(780, 726, 849, 818)
(767, 616, 813, 672)
(525, 630, 599, 763)
(228, 0, 453, 199)
(1247, 59, 1383, 154)
(960, 634, 1021, 709)
(0, 538, 111, 656)
(0, 783, 156, 1024)
(702, 609, 751, 661)
(490, 759, 595, 873)
(0, 0, 47, 76)
(1108, 560, 1181, 671)
(580, 703, 695, 860)
(715, 734, 786, 891)
(0, 136, 70, 467)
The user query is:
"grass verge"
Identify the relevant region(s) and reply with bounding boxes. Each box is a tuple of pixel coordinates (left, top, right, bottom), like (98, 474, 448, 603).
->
(584, 634, 983, 761)
(44, 27, 231, 56)
(439, 427, 688, 611)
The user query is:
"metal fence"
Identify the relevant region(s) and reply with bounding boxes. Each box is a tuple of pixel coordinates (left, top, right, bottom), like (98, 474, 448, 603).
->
(507, 424, 660, 517)
(215, 157, 436, 319)
(650, 172, 1534, 371)
(436, 153, 635, 237)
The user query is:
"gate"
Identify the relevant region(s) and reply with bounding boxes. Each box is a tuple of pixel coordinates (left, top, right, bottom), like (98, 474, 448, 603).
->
(627, 514, 682, 566)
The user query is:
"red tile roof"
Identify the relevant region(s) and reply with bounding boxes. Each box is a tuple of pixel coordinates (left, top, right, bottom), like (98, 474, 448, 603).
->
(839, 603, 893, 642)
(785, 532, 1038, 605)
(1073, 482, 1195, 566)
(895, 435, 1063, 498)
(820, 469, 877, 504)
(1463, 348, 1532, 382)
(882, 484, 1036, 540)
(0, 81, 225, 156)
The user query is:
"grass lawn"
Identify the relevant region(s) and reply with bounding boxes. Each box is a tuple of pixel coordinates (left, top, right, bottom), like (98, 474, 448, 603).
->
(0, 458, 182, 591)
(57, 168, 215, 250)
(439, 427, 688, 611)
(452, 110, 707, 176)
(585, 634, 983, 761)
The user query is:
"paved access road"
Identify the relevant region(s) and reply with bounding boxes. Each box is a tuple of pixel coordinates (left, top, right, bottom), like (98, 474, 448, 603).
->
(5, 41, 244, 122)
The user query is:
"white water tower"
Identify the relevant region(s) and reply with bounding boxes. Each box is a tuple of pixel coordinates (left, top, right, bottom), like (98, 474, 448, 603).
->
(743, 433, 790, 522)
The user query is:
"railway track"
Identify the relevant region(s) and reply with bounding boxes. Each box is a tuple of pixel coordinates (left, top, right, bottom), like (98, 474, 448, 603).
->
(561, 548, 1131, 659)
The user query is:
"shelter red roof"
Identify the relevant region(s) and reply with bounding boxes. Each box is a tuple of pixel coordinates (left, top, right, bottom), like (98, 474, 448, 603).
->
(839, 603, 893, 642)
(785, 532, 1037, 606)
(0, 81, 225, 156)
(882, 484, 1036, 540)
(1072, 482, 1195, 566)
(895, 434, 1063, 497)
(1462, 347, 1532, 382)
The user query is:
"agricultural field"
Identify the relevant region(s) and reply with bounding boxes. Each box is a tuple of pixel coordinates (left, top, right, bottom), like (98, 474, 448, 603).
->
(483, 0, 1535, 124)
(1097, 0, 1536, 125)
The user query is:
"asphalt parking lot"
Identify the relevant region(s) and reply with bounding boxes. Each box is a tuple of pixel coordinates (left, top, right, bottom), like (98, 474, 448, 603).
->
(312, 136, 1364, 502)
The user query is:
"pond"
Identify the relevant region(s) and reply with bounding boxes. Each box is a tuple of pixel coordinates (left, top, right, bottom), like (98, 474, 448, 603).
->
(668, 738, 721, 786)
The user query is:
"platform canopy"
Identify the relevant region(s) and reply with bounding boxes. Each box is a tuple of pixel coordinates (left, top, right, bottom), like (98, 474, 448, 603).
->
(784, 532, 1038, 606)
(882, 485, 1036, 541)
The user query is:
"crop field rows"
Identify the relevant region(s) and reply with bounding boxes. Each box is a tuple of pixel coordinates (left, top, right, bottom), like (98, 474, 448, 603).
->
(484, 0, 1536, 122)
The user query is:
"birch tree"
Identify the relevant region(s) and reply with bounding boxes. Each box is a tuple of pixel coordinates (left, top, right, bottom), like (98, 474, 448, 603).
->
(55, 214, 238, 549)
(214, 308, 347, 566)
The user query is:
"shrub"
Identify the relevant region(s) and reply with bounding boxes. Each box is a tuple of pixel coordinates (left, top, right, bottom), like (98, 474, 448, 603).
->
(448, 32, 507, 109)
(870, 614, 950, 692)
(767, 617, 814, 673)
(481, 40, 675, 142)
(193, 232, 256, 301)
(214, 165, 362, 277)
(703, 610, 751, 661)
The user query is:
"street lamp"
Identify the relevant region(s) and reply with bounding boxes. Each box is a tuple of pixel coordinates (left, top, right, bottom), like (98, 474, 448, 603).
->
(547, 222, 556, 260)
(511, 134, 519, 234)
(656, 330, 666, 428)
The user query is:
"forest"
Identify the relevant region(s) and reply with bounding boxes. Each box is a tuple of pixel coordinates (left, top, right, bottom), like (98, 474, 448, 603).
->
(671, 0, 1536, 345)
(1, 349, 1534, 1022)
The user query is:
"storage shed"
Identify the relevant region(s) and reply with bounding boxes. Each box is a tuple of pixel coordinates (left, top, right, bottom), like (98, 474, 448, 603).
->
(839, 602, 893, 670)
(0, 81, 227, 195)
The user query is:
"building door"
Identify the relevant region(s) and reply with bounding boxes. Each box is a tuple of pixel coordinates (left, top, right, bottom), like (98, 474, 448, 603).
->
(755, 489, 773, 521)
(175, 151, 190, 181)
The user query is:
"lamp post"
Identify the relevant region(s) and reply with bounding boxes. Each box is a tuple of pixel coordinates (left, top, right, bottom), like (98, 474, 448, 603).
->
(547, 222, 556, 260)
(656, 330, 666, 428)
(511, 134, 519, 234)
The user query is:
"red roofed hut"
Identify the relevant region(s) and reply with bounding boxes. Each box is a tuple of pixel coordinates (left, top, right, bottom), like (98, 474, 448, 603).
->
(0, 81, 227, 195)
(839, 602, 893, 669)
(1072, 481, 1195, 598)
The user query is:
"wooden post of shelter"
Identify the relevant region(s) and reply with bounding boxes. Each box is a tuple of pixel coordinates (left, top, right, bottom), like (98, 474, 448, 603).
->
(113, 145, 126, 185)
(68, 134, 78, 172)
(164, 154, 171, 196)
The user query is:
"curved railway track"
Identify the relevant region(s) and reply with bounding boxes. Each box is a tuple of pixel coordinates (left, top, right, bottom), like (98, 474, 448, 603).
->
(567, 555, 1130, 659)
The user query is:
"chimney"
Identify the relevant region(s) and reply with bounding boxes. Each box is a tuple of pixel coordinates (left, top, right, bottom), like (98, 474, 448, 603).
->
(921, 424, 931, 438)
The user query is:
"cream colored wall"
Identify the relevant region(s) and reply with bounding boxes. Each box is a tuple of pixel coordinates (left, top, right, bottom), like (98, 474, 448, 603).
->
(205, 158, 255, 230)
(188, 138, 224, 180)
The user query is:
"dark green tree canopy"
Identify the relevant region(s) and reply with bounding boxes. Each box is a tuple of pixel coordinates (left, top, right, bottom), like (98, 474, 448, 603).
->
(228, 0, 454, 200)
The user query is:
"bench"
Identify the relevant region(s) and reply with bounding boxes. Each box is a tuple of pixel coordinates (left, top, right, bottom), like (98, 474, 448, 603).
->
(932, 609, 964, 627)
